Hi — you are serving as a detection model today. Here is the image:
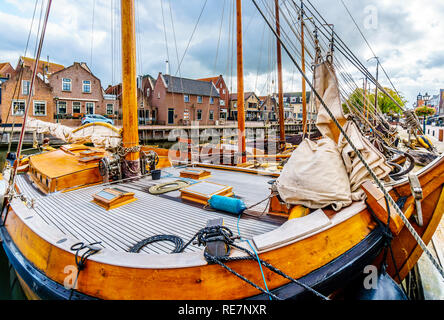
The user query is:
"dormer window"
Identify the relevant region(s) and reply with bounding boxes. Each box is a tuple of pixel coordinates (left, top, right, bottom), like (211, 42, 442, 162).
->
(62, 78, 71, 91)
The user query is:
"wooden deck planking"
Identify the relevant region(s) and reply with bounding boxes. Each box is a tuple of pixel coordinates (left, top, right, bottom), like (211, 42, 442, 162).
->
(15, 168, 278, 254)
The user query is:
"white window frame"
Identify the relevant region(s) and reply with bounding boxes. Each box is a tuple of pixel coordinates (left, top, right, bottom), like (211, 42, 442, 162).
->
(22, 80, 32, 95)
(86, 102, 95, 114)
(197, 109, 202, 121)
(72, 101, 81, 114)
(184, 95, 190, 103)
(209, 110, 214, 120)
(82, 80, 91, 93)
(33, 100, 47, 116)
(209, 97, 214, 105)
(197, 96, 203, 104)
(12, 99, 26, 116)
(57, 101, 67, 114)
(62, 78, 72, 91)
(106, 103, 114, 115)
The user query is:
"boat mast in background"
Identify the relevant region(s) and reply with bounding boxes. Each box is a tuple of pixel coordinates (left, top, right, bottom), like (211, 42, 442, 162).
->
(236, 0, 246, 163)
(275, 0, 285, 149)
(300, 0, 308, 136)
(120, 0, 140, 176)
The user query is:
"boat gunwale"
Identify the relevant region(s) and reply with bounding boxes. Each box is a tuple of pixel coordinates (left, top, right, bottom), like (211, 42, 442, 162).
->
(6, 184, 368, 270)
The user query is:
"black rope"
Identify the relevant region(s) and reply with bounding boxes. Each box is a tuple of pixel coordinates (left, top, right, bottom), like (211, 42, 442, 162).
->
(69, 241, 102, 300)
(128, 235, 184, 253)
(179, 225, 329, 300)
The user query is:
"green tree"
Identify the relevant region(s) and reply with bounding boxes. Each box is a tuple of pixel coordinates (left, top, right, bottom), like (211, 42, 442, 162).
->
(344, 87, 406, 115)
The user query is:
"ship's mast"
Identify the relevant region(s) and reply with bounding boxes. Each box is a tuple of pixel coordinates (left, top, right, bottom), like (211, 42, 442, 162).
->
(236, 0, 246, 163)
(301, 0, 308, 136)
(275, 0, 285, 149)
(120, 0, 140, 176)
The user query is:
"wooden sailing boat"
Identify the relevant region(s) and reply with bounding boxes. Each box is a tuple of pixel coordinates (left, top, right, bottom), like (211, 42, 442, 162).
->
(1, 0, 444, 300)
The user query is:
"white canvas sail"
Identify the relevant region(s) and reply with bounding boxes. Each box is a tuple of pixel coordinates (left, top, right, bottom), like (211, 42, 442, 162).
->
(26, 117, 121, 149)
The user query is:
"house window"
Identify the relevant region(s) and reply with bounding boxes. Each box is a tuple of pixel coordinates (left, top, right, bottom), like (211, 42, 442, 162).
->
(86, 102, 94, 114)
(290, 97, 297, 103)
(184, 95, 190, 103)
(33, 101, 46, 116)
(197, 96, 203, 104)
(22, 80, 31, 95)
(151, 110, 156, 120)
(220, 100, 225, 106)
(157, 93, 160, 99)
(197, 109, 202, 120)
(222, 89, 226, 94)
(209, 110, 214, 120)
(146, 88, 150, 96)
(106, 104, 114, 115)
(12, 100, 25, 116)
(83, 80, 91, 93)
(72, 101, 81, 114)
(57, 101, 67, 114)
(62, 78, 71, 91)
(210, 97, 214, 105)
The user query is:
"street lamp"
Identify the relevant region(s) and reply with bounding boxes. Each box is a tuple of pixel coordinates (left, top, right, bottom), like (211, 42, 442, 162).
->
(423, 92, 431, 132)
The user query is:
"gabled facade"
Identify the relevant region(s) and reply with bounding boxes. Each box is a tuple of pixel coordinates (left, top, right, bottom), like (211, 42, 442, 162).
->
(439, 89, 444, 116)
(259, 95, 277, 121)
(0, 62, 15, 79)
(229, 92, 262, 121)
(0, 65, 54, 125)
(197, 75, 229, 120)
(49, 62, 118, 124)
(151, 73, 220, 125)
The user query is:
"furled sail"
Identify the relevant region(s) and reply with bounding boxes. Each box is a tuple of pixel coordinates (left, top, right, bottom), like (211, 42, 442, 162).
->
(275, 59, 391, 210)
(26, 117, 122, 149)
(314, 61, 347, 143)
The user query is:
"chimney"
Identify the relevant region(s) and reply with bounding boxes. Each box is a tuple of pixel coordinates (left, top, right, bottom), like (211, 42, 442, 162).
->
(165, 60, 169, 75)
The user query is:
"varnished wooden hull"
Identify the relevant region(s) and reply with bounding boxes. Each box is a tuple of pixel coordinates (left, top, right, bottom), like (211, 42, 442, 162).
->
(2, 155, 444, 299)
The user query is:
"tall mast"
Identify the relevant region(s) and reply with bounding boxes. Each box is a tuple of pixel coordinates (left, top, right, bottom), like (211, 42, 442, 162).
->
(275, 0, 285, 148)
(236, 0, 246, 163)
(120, 0, 140, 176)
(301, 0, 308, 136)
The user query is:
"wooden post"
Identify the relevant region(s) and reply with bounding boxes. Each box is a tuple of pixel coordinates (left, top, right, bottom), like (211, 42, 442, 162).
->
(275, 0, 285, 148)
(120, 0, 140, 175)
(301, 0, 308, 136)
(236, 0, 246, 163)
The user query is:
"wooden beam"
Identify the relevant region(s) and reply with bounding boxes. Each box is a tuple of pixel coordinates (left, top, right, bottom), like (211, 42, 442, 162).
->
(275, 0, 285, 146)
(236, 0, 246, 163)
(120, 0, 139, 163)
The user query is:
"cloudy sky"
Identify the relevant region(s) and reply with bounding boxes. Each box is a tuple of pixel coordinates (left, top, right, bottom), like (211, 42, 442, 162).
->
(1, 0, 443, 106)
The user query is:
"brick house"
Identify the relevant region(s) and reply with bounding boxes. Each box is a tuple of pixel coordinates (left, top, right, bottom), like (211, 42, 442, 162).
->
(151, 73, 220, 125)
(229, 92, 261, 121)
(197, 75, 229, 121)
(0, 64, 54, 125)
(104, 74, 156, 125)
(259, 95, 277, 121)
(0, 62, 15, 79)
(50, 62, 118, 125)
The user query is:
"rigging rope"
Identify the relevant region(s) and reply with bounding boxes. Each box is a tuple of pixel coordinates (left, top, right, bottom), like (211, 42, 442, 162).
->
(252, 0, 444, 283)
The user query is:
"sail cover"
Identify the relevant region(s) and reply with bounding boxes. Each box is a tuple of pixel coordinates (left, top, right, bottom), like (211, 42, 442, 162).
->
(275, 60, 392, 210)
(338, 121, 392, 200)
(275, 138, 352, 211)
(26, 117, 121, 149)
